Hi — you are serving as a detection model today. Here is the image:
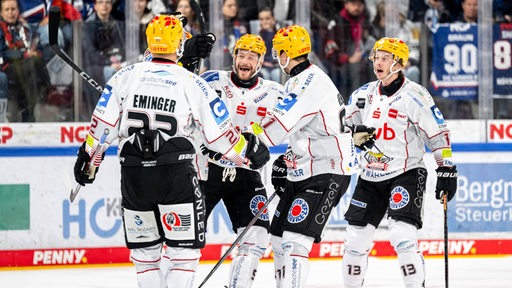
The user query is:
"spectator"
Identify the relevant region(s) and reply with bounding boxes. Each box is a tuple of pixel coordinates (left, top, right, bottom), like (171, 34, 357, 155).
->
(220, 0, 247, 70)
(175, 0, 200, 35)
(135, 0, 154, 58)
(408, 0, 429, 22)
(455, 0, 477, 23)
(324, 0, 374, 100)
(257, 7, 280, 82)
(424, 0, 458, 30)
(237, 0, 272, 23)
(370, 1, 421, 82)
(0, 0, 50, 122)
(110, 0, 165, 21)
(494, 0, 512, 23)
(81, 0, 125, 117)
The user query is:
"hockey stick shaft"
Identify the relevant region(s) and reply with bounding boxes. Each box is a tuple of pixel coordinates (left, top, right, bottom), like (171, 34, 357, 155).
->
(197, 191, 278, 288)
(443, 193, 449, 288)
(189, 0, 207, 75)
(48, 6, 104, 94)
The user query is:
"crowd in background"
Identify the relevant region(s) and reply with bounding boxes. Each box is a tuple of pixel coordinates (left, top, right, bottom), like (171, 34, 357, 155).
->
(0, 0, 511, 122)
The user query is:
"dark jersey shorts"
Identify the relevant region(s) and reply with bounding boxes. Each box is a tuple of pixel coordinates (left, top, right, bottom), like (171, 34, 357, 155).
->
(270, 173, 351, 243)
(344, 167, 428, 229)
(203, 163, 270, 232)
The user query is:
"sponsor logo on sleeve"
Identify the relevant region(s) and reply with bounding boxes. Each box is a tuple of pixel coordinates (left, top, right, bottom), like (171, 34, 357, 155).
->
(430, 105, 445, 124)
(97, 85, 112, 108)
(276, 93, 297, 111)
(209, 98, 230, 124)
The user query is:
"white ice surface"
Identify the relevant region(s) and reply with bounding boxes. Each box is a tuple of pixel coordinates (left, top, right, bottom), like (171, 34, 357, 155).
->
(1, 256, 511, 288)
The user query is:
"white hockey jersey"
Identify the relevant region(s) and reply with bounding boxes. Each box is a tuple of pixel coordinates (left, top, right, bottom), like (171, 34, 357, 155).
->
(345, 77, 454, 182)
(200, 70, 284, 170)
(85, 60, 246, 168)
(258, 64, 356, 182)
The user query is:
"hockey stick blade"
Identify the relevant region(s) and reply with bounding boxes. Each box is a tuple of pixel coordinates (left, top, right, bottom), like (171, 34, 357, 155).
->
(197, 191, 278, 288)
(48, 6, 103, 94)
(70, 183, 82, 203)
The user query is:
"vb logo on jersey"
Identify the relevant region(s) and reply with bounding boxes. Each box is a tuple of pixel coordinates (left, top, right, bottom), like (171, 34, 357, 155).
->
(276, 93, 298, 112)
(287, 198, 309, 223)
(209, 98, 230, 124)
(250, 195, 269, 221)
(389, 186, 410, 210)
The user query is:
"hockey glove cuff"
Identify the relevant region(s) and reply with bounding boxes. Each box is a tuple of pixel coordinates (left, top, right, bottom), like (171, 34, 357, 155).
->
(242, 132, 270, 170)
(74, 142, 99, 186)
(183, 33, 216, 59)
(271, 155, 287, 197)
(435, 165, 458, 202)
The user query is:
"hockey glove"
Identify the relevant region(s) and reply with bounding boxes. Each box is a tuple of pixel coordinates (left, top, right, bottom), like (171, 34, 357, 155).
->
(183, 33, 216, 59)
(74, 142, 102, 186)
(435, 165, 458, 202)
(271, 155, 287, 197)
(200, 144, 223, 161)
(351, 125, 376, 151)
(242, 132, 270, 170)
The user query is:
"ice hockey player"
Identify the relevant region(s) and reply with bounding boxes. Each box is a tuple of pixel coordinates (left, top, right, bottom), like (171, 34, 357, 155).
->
(341, 37, 458, 288)
(252, 24, 357, 288)
(72, 15, 269, 288)
(197, 33, 282, 288)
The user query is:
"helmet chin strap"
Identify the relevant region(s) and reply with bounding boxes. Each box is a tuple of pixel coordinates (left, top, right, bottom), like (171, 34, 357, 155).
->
(278, 56, 291, 76)
(375, 61, 402, 82)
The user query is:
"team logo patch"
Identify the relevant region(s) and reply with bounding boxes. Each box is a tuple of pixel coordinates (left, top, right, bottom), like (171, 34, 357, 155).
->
(250, 195, 269, 221)
(276, 93, 298, 112)
(97, 85, 112, 108)
(162, 212, 192, 232)
(430, 105, 445, 124)
(389, 186, 410, 210)
(209, 98, 230, 124)
(287, 198, 309, 224)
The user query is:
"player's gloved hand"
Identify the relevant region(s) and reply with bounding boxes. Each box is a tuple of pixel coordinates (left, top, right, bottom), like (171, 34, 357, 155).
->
(200, 144, 222, 161)
(435, 165, 458, 202)
(350, 125, 376, 151)
(271, 155, 287, 197)
(242, 132, 270, 170)
(183, 33, 216, 59)
(74, 142, 100, 186)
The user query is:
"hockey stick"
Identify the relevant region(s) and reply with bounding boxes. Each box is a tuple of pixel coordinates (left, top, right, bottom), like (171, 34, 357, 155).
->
(189, 0, 207, 75)
(197, 191, 278, 288)
(48, 6, 104, 93)
(442, 192, 449, 288)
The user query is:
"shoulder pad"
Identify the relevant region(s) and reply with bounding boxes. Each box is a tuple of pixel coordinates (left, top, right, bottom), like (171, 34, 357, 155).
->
(201, 70, 220, 83)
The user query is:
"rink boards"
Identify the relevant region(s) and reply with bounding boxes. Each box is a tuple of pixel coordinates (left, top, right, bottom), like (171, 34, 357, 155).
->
(0, 121, 511, 268)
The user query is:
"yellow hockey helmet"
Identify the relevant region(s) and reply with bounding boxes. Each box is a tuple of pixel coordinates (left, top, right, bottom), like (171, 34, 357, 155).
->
(272, 25, 311, 59)
(146, 15, 184, 54)
(369, 37, 409, 66)
(233, 34, 267, 56)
